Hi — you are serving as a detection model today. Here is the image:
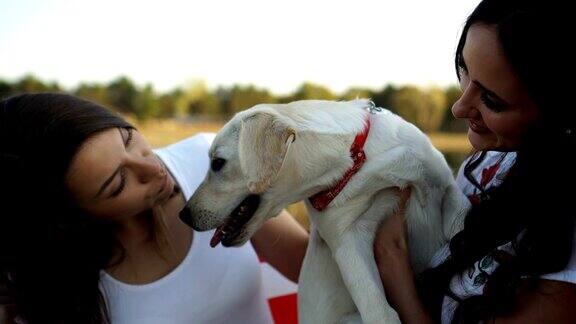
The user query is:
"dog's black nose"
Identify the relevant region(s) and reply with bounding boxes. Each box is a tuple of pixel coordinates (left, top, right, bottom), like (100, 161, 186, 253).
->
(179, 204, 193, 227)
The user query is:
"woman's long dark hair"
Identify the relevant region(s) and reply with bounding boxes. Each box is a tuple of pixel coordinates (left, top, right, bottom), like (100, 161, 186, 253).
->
(417, 0, 574, 323)
(0, 93, 133, 323)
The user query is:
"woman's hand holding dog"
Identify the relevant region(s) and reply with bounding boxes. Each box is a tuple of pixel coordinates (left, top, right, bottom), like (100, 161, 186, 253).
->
(374, 187, 433, 324)
(373, 187, 412, 305)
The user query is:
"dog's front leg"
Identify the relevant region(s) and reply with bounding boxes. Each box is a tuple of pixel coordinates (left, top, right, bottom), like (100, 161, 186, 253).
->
(299, 228, 356, 324)
(332, 226, 401, 324)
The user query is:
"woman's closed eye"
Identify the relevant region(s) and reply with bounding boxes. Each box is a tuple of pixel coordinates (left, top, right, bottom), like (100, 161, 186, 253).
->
(480, 92, 506, 112)
(110, 168, 127, 198)
(124, 128, 133, 146)
(107, 128, 134, 198)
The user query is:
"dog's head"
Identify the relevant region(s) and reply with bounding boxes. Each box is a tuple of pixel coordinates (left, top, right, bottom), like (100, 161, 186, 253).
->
(180, 106, 298, 247)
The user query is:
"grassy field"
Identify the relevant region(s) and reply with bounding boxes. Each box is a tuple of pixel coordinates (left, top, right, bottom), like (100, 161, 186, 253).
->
(136, 119, 471, 228)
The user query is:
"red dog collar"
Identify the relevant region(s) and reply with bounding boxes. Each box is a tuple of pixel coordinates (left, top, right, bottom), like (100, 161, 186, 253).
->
(308, 115, 371, 211)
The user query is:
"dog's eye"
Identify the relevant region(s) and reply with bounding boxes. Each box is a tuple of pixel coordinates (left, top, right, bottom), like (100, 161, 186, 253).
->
(211, 158, 226, 172)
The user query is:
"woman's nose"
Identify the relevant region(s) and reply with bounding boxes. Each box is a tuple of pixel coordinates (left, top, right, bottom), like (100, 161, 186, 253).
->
(452, 85, 479, 120)
(451, 98, 469, 119)
(130, 155, 163, 183)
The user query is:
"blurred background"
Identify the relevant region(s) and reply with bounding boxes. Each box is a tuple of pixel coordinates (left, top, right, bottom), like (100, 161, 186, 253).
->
(1, 0, 480, 226)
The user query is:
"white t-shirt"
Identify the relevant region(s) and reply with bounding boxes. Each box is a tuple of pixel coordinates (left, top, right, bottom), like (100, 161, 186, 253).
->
(99, 133, 274, 324)
(430, 151, 576, 324)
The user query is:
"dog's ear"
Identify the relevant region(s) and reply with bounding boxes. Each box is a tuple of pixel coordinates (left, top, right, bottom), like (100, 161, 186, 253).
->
(238, 112, 296, 194)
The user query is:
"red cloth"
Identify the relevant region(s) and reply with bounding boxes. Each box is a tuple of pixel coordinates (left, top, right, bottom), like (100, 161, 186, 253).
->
(260, 257, 298, 323)
(268, 293, 298, 324)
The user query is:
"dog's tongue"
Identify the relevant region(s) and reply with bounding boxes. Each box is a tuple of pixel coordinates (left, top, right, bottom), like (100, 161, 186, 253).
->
(211, 215, 236, 247)
(209, 195, 260, 248)
(210, 225, 225, 248)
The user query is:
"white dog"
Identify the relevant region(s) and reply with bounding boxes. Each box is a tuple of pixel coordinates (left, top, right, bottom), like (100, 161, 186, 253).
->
(180, 99, 469, 323)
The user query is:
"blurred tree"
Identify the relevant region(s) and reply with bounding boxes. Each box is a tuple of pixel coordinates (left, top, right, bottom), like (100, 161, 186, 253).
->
(156, 90, 181, 118)
(228, 85, 275, 114)
(391, 86, 449, 133)
(440, 85, 468, 132)
(444, 85, 461, 109)
(107, 76, 138, 114)
(421, 87, 448, 133)
(371, 84, 397, 114)
(175, 80, 217, 117)
(290, 82, 335, 101)
(191, 92, 221, 116)
(0, 74, 473, 133)
(133, 84, 159, 120)
(13, 74, 61, 93)
(47, 81, 61, 92)
(0, 79, 12, 99)
(391, 85, 427, 129)
(276, 93, 295, 104)
(75, 83, 110, 107)
(215, 86, 233, 116)
(340, 87, 372, 101)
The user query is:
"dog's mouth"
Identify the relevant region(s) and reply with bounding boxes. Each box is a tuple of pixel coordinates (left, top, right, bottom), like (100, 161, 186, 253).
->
(210, 195, 260, 248)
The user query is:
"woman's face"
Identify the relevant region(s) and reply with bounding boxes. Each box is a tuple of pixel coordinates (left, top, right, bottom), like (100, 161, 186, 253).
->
(66, 127, 177, 221)
(452, 24, 540, 151)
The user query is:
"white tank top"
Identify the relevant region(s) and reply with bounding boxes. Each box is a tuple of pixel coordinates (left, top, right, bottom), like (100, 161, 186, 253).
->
(99, 133, 273, 324)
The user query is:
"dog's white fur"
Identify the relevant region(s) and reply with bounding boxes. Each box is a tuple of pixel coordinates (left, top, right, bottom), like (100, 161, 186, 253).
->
(187, 99, 470, 323)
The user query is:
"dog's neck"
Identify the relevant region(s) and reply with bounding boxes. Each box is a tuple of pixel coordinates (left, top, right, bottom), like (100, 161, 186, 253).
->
(268, 100, 381, 205)
(308, 115, 371, 211)
(271, 131, 355, 200)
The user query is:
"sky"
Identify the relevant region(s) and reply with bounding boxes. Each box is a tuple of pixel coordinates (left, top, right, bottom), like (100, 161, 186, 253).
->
(0, 0, 480, 95)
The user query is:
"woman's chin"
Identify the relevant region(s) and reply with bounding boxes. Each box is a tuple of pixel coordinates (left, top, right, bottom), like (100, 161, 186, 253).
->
(468, 128, 498, 151)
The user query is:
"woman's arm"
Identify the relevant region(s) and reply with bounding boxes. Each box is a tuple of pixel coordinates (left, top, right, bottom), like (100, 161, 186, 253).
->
(375, 188, 576, 324)
(374, 187, 434, 324)
(251, 209, 309, 283)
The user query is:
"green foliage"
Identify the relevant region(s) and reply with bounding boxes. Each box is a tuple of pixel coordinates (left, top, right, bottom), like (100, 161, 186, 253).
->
(75, 83, 110, 106)
(440, 85, 468, 132)
(423, 87, 448, 133)
(0, 74, 463, 131)
(391, 85, 427, 127)
(175, 81, 223, 117)
(133, 84, 160, 120)
(290, 82, 336, 101)
(12, 74, 61, 93)
(371, 84, 397, 113)
(156, 91, 180, 118)
(192, 92, 221, 116)
(214, 87, 233, 116)
(106, 76, 138, 114)
(340, 87, 372, 101)
(227, 85, 276, 115)
(390, 86, 451, 133)
(0, 79, 12, 99)
(445, 85, 462, 105)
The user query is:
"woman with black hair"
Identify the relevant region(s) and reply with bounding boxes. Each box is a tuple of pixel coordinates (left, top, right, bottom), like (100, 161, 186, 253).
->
(374, 0, 575, 323)
(0, 93, 308, 323)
